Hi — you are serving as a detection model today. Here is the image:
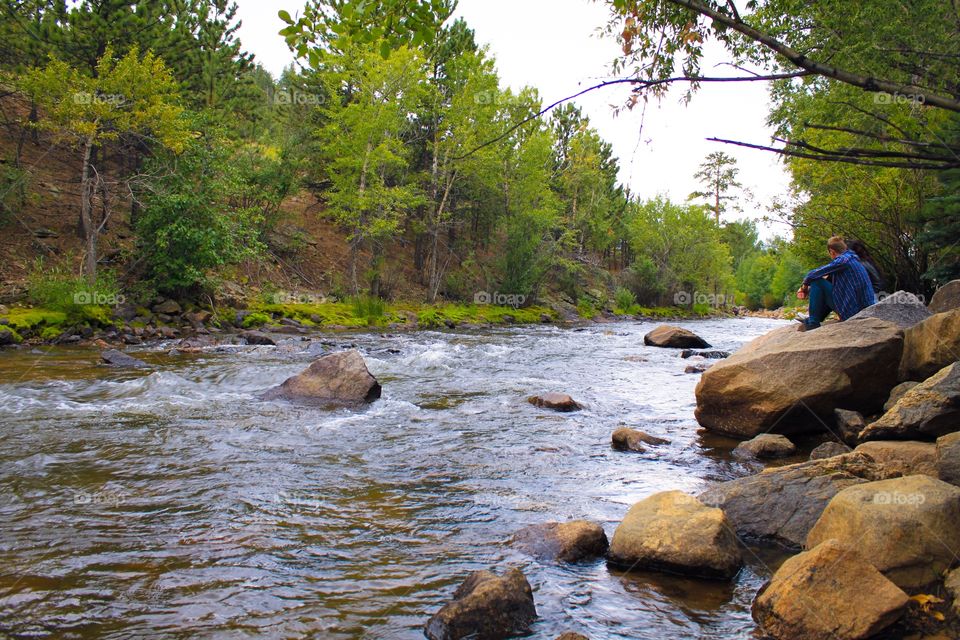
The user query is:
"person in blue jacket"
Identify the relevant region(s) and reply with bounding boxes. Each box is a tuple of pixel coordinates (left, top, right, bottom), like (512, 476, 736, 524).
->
(796, 236, 876, 331)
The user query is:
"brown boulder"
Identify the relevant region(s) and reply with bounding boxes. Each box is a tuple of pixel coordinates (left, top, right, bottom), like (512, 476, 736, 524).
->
(512, 520, 608, 563)
(834, 408, 868, 445)
(424, 568, 536, 640)
(937, 431, 960, 486)
(242, 330, 277, 346)
(751, 539, 909, 640)
(854, 440, 938, 477)
(859, 361, 960, 441)
(807, 475, 960, 589)
(608, 491, 742, 579)
(644, 325, 710, 349)
(809, 441, 852, 460)
(263, 350, 381, 405)
(699, 452, 896, 549)
(695, 319, 903, 437)
(899, 309, 960, 381)
(733, 434, 797, 459)
(884, 381, 919, 411)
(527, 393, 581, 412)
(929, 279, 960, 314)
(611, 427, 668, 452)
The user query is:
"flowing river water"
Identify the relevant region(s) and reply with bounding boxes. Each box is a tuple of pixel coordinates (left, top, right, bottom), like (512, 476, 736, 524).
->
(0, 317, 798, 639)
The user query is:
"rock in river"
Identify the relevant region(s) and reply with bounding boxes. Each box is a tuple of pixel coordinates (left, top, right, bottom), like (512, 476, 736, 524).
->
(611, 427, 669, 452)
(512, 520, 608, 563)
(608, 491, 742, 579)
(695, 318, 903, 438)
(699, 452, 895, 549)
(241, 330, 277, 346)
(527, 392, 581, 412)
(807, 474, 960, 589)
(424, 568, 536, 640)
(263, 350, 381, 406)
(100, 349, 147, 368)
(733, 434, 797, 459)
(643, 325, 710, 349)
(859, 361, 960, 441)
(752, 539, 908, 640)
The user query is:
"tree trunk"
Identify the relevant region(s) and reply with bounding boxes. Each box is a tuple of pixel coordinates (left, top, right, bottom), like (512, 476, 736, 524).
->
(80, 137, 96, 285)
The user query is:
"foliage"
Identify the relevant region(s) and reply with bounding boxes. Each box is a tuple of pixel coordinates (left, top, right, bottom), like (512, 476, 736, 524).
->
(351, 295, 387, 325)
(25, 259, 120, 325)
(613, 286, 638, 314)
(689, 152, 744, 223)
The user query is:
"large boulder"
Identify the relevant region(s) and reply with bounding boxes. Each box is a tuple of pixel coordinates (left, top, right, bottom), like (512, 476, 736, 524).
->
(937, 432, 960, 486)
(263, 350, 381, 405)
(608, 491, 742, 579)
(929, 279, 960, 314)
(859, 362, 960, 441)
(644, 325, 710, 349)
(751, 539, 909, 640)
(853, 441, 938, 477)
(424, 568, 536, 640)
(695, 319, 904, 437)
(733, 434, 797, 459)
(512, 520, 608, 563)
(527, 393, 581, 412)
(899, 309, 960, 381)
(849, 290, 931, 328)
(807, 475, 960, 589)
(699, 452, 896, 549)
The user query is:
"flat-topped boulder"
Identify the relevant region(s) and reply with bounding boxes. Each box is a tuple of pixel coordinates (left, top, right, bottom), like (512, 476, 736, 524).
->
(807, 475, 960, 589)
(608, 490, 742, 579)
(263, 349, 381, 406)
(848, 290, 930, 328)
(854, 440, 937, 476)
(859, 361, 960, 441)
(699, 452, 896, 549)
(527, 393, 581, 412)
(644, 325, 710, 349)
(752, 539, 909, 640)
(899, 308, 960, 381)
(695, 319, 903, 437)
(424, 568, 536, 640)
(512, 520, 608, 563)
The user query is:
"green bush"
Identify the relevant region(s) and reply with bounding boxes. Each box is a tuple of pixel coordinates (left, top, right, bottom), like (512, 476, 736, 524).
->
(351, 295, 386, 325)
(26, 259, 121, 325)
(576, 297, 596, 319)
(613, 287, 638, 314)
(242, 312, 272, 328)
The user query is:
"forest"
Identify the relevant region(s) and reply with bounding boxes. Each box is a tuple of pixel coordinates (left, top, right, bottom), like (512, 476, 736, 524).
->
(0, 0, 957, 326)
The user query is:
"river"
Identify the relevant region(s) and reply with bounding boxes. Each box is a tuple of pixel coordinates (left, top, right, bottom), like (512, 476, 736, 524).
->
(0, 317, 794, 639)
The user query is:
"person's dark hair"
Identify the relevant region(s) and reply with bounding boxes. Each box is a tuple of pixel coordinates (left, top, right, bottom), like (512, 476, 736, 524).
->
(847, 239, 874, 265)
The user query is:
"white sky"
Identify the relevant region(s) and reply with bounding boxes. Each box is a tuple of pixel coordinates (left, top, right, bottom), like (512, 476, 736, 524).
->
(233, 0, 793, 238)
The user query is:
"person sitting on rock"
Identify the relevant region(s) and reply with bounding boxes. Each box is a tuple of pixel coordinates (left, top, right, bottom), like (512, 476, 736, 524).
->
(847, 239, 885, 295)
(796, 236, 876, 331)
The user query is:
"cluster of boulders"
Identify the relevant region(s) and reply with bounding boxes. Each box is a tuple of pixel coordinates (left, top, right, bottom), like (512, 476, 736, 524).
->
(684, 283, 960, 638)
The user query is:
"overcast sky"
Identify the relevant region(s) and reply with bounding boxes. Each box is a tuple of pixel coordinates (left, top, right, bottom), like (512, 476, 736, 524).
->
(233, 0, 793, 237)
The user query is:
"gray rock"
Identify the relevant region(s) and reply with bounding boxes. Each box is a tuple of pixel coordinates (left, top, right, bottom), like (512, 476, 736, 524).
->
(100, 349, 147, 368)
(424, 568, 536, 640)
(680, 349, 731, 359)
(929, 279, 960, 314)
(809, 441, 852, 460)
(152, 299, 182, 315)
(734, 434, 797, 459)
(0, 328, 19, 346)
(937, 431, 960, 486)
(848, 290, 931, 328)
(834, 409, 867, 445)
(241, 331, 276, 346)
(699, 452, 896, 549)
(512, 520, 608, 563)
(684, 362, 710, 374)
(884, 381, 919, 411)
(263, 350, 381, 406)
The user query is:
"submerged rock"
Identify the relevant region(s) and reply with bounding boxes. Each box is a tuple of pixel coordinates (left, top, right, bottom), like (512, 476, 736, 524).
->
(527, 393, 581, 412)
(608, 491, 742, 579)
(695, 319, 903, 438)
(424, 568, 536, 640)
(100, 349, 147, 368)
(699, 452, 895, 549)
(241, 330, 276, 346)
(848, 290, 931, 328)
(263, 350, 381, 406)
(807, 475, 960, 589)
(684, 362, 710, 374)
(752, 539, 908, 640)
(733, 434, 797, 459)
(644, 325, 710, 349)
(860, 361, 960, 441)
(512, 520, 608, 563)
(611, 427, 668, 452)
(680, 349, 730, 359)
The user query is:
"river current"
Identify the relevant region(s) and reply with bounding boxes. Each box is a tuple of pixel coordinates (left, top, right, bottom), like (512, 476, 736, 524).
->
(0, 317, 794, 639)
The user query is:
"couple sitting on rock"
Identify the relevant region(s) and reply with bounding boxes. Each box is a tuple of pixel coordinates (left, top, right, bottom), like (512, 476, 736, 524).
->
(796, 236, 879, 331)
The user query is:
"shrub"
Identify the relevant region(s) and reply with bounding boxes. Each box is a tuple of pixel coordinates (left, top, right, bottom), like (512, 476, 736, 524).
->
(351, 295, 386, 325)
(613, 287, 638, 314)
(576, 297, 596, 319)
(242, 312, 272, 328)
(26, 259, 121, 326)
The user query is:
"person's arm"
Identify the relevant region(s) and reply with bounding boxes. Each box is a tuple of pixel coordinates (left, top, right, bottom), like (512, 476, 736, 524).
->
(802, 255, 848, 285)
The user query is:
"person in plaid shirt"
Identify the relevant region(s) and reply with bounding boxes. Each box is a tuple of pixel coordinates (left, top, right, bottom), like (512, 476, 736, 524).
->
(796, 236, 876, 331)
